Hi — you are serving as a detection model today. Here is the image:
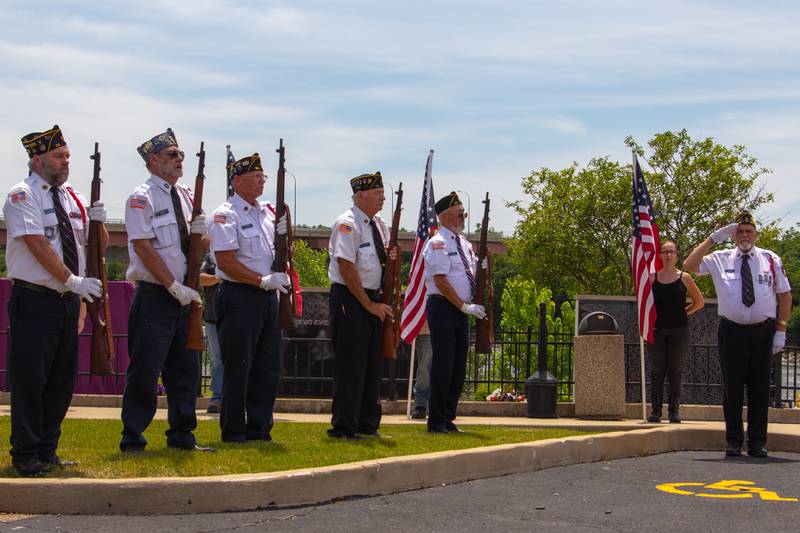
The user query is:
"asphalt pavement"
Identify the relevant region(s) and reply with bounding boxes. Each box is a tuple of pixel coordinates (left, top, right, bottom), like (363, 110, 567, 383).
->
(3, 451, 799, 532)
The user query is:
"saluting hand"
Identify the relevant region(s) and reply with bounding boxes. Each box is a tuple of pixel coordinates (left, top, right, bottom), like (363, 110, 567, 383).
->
(711, 222, 738, 243)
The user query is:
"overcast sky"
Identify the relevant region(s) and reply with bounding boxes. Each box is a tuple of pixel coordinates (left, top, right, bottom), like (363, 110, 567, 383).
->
(2, 0, 799, 234)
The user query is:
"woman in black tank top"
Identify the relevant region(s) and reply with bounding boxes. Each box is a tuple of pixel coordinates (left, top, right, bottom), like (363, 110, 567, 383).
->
(648, 240, 705, 423)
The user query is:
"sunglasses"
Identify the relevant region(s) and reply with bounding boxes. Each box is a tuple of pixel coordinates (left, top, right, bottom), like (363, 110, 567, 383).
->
(162, 150, 185, 160)
(659, 250, 678, 255)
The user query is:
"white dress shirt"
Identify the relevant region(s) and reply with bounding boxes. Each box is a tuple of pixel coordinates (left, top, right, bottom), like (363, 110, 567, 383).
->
(3, 173, 88, 292)
(422, 225, 477, 303)
(328, 206, 388, 290)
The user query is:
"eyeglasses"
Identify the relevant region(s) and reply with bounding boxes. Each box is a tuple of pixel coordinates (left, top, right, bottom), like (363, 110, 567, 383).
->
(163, 150, 185, 160)
(659, 250, 678, 255)
(455, 212, 468, 219)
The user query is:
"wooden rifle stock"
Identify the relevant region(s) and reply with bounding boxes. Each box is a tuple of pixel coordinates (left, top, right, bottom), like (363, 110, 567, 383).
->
(272, 139, 298, 329)
(85, 142, 114, 375)
(474, 192, 494, 354)
(185, 142, 206, 350)
(380, 182, 403, 359)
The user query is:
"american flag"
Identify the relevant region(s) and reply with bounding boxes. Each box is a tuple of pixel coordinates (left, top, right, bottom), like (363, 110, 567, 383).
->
(226, 146, 236, 199)
(400, 150, 438, 342)
(631, 152, 661, 344)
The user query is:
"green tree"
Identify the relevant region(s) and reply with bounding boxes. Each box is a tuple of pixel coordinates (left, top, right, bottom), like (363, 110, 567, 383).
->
(293, 239, 330, 288)
(771, 224, 800, 341)
(509, 130, 774, 296)
(0, 248, 6, 277)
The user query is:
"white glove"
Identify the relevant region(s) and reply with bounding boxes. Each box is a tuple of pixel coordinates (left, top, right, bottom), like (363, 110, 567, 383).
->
(773, 331, 786, 355)
(87, 201, 107, 223)
(260, 272, 291, 294)
(276, 214, 288, 235)
(167, 280, 202, 306)
(711, 223, 738, 244)
(190, 214, 207, 235)
(64, 274, 102, 302)
(481, 257, 488, 270)
(461, 303, 487, 319)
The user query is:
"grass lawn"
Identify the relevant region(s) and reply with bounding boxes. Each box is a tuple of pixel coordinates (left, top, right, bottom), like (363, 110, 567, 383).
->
(0, 418, 599, 479)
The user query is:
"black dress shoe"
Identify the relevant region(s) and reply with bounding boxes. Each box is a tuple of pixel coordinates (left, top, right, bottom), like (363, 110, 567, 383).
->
(245, 434, 272, 442)
(748, 447, 768, 458)
(170, 444, 216, 452)
(446, 423, 464, 433)
(120, 445, 146, 454)
(327, 429, 362, 440)
(646, 413, 661, 423)
(12, 457, 51, 476)
(725, 445, 742, 457)
(411, 407, 427, 420)
(40, 454, 77, 466)
(668, 414, 682, 423)
(427, 426, 448, 434)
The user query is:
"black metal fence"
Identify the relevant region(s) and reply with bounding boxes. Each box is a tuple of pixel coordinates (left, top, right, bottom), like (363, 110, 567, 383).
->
(625, 341, 800, 407)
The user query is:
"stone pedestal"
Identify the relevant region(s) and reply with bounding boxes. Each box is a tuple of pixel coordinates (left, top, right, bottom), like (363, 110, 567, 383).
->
(574, 335, 625, 419)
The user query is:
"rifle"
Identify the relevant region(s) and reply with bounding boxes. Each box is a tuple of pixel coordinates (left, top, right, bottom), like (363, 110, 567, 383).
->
(85, 142, 114, 375)
(380, 182, 403, 359)
(185, 142, 206, 350)
(272, 139, 299, 329)
(474, 192, 494, 354)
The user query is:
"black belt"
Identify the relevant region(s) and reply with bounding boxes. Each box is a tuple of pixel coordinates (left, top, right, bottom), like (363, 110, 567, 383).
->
(332, 282, 382, 302)
(720, 317, 774, 329)
(220, 279, 276, 295)
(13, 279, 74, 300)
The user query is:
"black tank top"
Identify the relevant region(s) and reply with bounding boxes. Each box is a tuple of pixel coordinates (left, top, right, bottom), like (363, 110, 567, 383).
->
(652, 272, 688, 328)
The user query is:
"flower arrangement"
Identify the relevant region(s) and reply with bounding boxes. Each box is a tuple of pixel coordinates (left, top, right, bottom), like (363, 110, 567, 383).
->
(485, 387, 526, 402)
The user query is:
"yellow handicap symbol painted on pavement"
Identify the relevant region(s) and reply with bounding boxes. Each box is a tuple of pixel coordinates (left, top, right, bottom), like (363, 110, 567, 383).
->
(657, 480, 798, 502)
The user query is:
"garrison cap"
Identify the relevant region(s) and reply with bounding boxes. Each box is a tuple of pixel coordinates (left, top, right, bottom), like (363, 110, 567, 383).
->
(350, 171, 383, 193)
(230, 153, 263, 178)
(137, 128, 178, 161)
(434, 191, 463, 215)
(21, 125, 66, 158)
(735, 210, 757, 228)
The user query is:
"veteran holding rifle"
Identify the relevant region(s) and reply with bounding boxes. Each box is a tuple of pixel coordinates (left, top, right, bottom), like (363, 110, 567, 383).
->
(120, 128, 214, 453)
(4, 125, 107, 475)
(423, 191, 486, 433)
(327, 172, 397, 440)
(208, 151, 290, 442)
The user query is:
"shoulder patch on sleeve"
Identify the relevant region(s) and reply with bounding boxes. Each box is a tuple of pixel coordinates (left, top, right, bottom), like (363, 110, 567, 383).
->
(214, 213, 227, 224)
(431, 241, 445, 250)
(129, 195, 147, 209)
(9, 188, 28, 204)
(339, 223, 353, 234)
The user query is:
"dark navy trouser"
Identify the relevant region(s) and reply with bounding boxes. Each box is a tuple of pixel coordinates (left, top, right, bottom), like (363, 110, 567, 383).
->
(329, 283, 383, 436)
(426, 295, 469, 431)
(718, 318, 774, 448)
(8, 284, 79, 461)
(215, 281, 282, 441)
(120, 282, 199, 450)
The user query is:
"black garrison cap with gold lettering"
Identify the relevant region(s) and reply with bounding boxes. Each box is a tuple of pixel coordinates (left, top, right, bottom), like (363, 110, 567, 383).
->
(350, 171, 383, 193)
(735, 210, 757, 228)
(21, 125, 66, 158)
(230, 153, 264, 178)
(137, 128, 178, 161)
(434, 191, 463, 215)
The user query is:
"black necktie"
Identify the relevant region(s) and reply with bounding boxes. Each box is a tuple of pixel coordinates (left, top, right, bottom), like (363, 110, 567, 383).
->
(369, 220, 387, 266)
(456, 236, 477, 299)
(170, 186, 190, 258)
(51, 187, 79, 275)
(741, 254, 755, 307)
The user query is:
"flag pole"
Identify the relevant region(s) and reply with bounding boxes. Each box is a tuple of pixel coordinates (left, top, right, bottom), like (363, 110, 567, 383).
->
(406, 339, 417, 419)
(640, 336, 647, 421)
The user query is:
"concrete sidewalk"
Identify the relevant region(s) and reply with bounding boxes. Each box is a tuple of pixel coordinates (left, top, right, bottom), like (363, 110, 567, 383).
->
(2, 402, 800, 516)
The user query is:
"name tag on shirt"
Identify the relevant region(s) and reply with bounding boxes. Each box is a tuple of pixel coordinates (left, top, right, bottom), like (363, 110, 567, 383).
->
(241, 223, 253, 230)
(359, 242, 371, 248)
(44, 208, 55, 214)
(154, 208, 169, 217)
(724, 269, 735, 273)
(447, 251, 457, 256)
